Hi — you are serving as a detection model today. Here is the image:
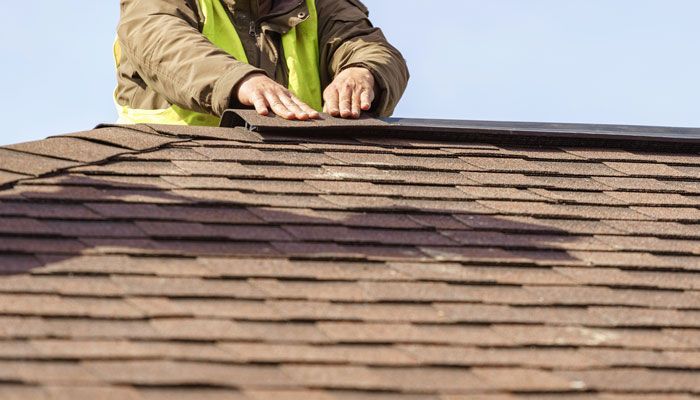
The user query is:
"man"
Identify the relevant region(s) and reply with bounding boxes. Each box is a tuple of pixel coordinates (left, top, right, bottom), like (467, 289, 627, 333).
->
(115, 0, 409, 125)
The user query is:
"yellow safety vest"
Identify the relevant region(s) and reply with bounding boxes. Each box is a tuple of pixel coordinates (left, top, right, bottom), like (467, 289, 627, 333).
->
(114, 0, 322, 126)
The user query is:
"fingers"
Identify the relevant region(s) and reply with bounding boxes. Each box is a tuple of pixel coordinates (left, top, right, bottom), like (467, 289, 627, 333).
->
(352, 88, 363, 118)
(323, 86, 340, 117)
(263, 91, 295, 120)
(291, 96, 320, 119)
(323, 67, 376, 119)
(360, 88, 374, 111)
(278, 93, 310, 120)
(238, 74, 319, 120)
(250, 91, 269, 116)
(339, 84, 354, 119)
(261, 89, 314, 121)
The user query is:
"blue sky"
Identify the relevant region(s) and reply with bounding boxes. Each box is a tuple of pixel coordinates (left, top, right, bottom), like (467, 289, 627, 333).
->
(1, 1, 699, 145)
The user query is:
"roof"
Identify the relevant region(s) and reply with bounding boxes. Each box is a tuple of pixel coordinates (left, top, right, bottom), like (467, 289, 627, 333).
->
(1, 112, 700, 399)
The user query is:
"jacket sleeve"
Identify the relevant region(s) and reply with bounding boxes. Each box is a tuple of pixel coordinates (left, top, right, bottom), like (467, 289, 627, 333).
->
(316, 0, 410, 117)
(117, 0, 263, 116)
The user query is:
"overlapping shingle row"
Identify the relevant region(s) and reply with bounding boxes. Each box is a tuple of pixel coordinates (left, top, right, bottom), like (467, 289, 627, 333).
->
(0, 121, 699, 399)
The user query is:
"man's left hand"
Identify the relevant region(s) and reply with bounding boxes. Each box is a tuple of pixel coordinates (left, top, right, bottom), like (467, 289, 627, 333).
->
(323, 67, 375, 119)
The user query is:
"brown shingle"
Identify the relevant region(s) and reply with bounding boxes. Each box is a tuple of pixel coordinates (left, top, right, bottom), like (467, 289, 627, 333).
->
(562, 147, 648, 161)
(604, 162, 693, 178)
(0, 361, 100, 384)
(250, 279, 368, 301)
(195, 147, 345, 166)
(123, 147, 210, 160)
(435, 303, 606, 325)
(201, 258, 404, 281)
(220, 343, 416, 365)
(557, 369, 700, 392)
(601, 220, 700, 238)
(237, 321, 332, 344)
(313, 180, 472, 200)
(530, 189, 626, 205)
(459, 186, 545, 201)
(382, 169, 478, 185)
(148, 318, 258, 341)
(595, 235, 700, 255)
(492, 324, 690, 349)
(390, 262, 573, 285)
(399, 345, 597, 369)
(590, 306, 700, 328)
(72, 160, 188, 176)
(64, 126, 177, 150)
(529, 175, 615, 191)
(604, 191, 698, 206)
(499, 145, 584, 160)
(461, 157, 624, 177)
(664, 179, 700, 194)
(581, 348, 679, 369)
(568, 251, 700, 270)
(317, 322, 510, 346)
(6, 137, 126, 163)
(408, 213, 470, 230)
(166, 176, 320, 194)
(0, 148, 78, 176)
(554, 267, 683, 289)
(44, 220, 147, 238)
(0, 237, 86, 254)
(86, 360, 293, 387)
(270, 300, 446, 323)
(524, 285, 700, 308)
(327, 152, 474, 171)
(282, 365, 487, 392)
(24, 173, 178, 190)
(372, 367, 487, 392)
(283, 225, 455, 246)
(631, 206, 700, 221)
(0, 385, 49, 400)
(176, 189, 334, 209)
(172, 160, 259, 176)
(45, 386, 142, 400)
(155, 124, 265, 142)
(159, 204, 263, 224)
(0, 170, 30, 186)
(442, 230, 611, 251)
(479, 200, 651, 220)
(113, 275, 264, 298)
(471, 368, 582, 392)
(591, 176, 678, 191)
(0, 217, 54, 236)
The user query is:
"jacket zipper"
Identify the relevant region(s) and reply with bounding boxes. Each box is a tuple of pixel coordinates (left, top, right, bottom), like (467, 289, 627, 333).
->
(249, 0, 304, 37)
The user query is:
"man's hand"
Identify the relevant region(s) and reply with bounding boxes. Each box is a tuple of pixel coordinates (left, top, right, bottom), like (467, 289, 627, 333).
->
(237, 73, 320, 120)
(323, 67, 375, 119)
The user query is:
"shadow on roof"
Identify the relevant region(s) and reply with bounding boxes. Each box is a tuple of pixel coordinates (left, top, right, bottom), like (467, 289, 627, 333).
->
(0, 176, 581, 275)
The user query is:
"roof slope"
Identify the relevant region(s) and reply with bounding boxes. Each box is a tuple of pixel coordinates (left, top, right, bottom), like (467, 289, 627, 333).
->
(1, 117, 700, 399)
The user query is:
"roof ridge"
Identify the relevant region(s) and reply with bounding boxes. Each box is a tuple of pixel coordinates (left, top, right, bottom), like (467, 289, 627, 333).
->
(223, 109, 700, 152)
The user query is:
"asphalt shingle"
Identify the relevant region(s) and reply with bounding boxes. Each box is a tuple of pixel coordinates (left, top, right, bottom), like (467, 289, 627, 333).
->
(0, 118, 699, 398)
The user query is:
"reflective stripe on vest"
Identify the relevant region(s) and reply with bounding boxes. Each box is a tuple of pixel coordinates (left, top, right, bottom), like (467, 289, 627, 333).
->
(114, 0, 322, 126)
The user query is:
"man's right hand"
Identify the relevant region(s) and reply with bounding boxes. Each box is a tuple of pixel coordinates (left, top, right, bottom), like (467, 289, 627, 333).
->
(236, 73, 320, 121)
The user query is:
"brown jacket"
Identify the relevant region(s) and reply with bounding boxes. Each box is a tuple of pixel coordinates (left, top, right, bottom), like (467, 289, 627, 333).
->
(116, 0, 409, 118)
